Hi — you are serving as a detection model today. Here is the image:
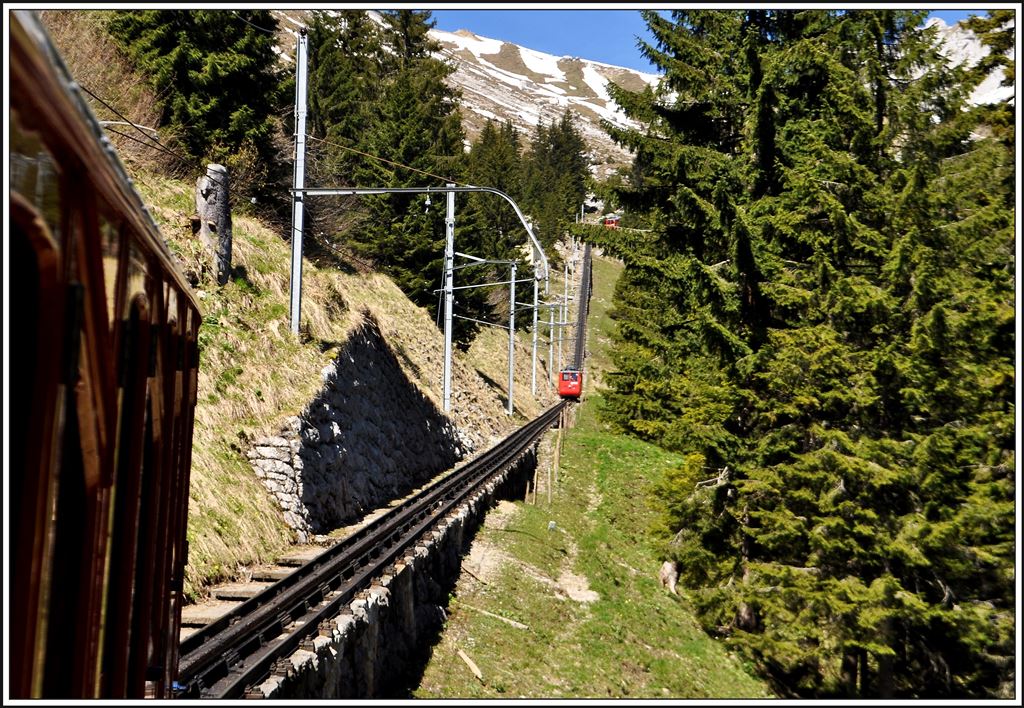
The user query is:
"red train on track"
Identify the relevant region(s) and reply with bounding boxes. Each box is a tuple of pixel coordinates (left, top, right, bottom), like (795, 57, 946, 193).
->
(558, 368, 583, 400)
(9, 11, 202, 699)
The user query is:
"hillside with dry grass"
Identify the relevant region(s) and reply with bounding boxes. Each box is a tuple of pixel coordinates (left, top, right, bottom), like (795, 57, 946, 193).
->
(142, 171, 562, 596)
(41, 10, 564, 598)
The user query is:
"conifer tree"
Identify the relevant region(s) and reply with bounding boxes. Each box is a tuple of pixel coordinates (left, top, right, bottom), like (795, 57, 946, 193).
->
(342, 10, 478, 343)
(589, 8, 1015, 698)
(107, 10, 285, 173)
(303, 10, 385, 257)
(460, 119, 532, 325)
(465, 120, 525, 260)
(308, 10, 382, 177)
(294, 10, 478, 340)
(521, 110, 591, 252)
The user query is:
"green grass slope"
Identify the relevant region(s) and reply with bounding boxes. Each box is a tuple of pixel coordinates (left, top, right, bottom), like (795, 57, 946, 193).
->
(413, 255, 773, 698)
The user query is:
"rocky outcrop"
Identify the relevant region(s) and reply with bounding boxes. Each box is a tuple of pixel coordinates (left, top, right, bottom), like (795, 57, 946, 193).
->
(248, 313, 470, 540)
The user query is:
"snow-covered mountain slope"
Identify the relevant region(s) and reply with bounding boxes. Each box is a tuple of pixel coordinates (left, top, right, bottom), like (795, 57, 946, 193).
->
(430, 27, 659, 179)
(928, 17, 1015, 106)
(269, 11, 1012, 181)
(435, 18, 1014, 178)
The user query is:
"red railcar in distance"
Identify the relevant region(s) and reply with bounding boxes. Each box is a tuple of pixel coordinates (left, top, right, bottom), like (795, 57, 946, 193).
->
(558, 368, 583, 399)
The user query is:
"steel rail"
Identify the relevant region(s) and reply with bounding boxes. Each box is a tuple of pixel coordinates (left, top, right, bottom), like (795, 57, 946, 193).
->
(176, 402, 565, 698)
(178, 399, 558, 659)
(573, 244, 593, 369)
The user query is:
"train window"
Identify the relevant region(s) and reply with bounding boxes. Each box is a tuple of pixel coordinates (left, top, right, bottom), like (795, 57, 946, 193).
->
(9, 108, 62, 243)
(100, 214, 122, 333)
(125, 243, 149, 316)
(164, 281, 178, 322)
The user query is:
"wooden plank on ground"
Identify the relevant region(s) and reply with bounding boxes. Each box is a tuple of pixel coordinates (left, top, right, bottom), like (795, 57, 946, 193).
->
(457, 649, 483, 682)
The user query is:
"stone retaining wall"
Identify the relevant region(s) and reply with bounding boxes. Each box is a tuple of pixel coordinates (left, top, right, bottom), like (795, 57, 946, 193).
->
(248, 314, 470, 540)
(250, 447, 537, 698)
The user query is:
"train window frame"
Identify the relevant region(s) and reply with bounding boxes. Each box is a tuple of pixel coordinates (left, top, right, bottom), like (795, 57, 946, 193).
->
(9, 192, 67, 699)
(99, 209, 128, 341)
(10, 10, 204, 697)
(9, 106, 64, 244)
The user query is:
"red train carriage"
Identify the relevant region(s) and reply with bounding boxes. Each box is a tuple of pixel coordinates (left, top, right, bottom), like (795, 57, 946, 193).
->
(9, 11, 202, 699)
(558, 368, 583, 399)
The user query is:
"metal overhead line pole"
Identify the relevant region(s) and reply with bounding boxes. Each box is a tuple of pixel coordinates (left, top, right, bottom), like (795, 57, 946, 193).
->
(454, 251, 520, 415)
(557, 298, 563, 372)
(531, 275, 538, 396)
(443, 186, 455, 412)
(294, 186, 549, 281)
(289, 28, 308, 335)
(290, 185, 550, 413)
(562, 260, 569, 370)
(507, 260, 516, 416)
(548, 300, 554, 386)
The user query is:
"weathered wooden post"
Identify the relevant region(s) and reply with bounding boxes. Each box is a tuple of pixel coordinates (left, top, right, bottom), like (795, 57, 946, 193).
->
(195, 163, 232, 285)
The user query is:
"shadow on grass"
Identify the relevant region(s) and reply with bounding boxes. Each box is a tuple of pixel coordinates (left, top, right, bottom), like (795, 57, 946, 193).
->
(475, 368, 510, 409)
(383, 455, 538, 698)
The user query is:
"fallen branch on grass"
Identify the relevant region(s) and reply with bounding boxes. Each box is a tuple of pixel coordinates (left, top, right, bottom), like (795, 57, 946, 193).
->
(461, 566, 488, 585)
(457, 602, 529, 630)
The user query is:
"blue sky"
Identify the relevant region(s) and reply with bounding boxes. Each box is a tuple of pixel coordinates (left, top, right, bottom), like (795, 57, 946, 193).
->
(432, 8, 990, 74)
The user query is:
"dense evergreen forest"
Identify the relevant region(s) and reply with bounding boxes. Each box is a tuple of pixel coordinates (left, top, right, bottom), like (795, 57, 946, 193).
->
(104, 7, 1015, 699)
(106, 10, 290, 205)
(578, 9, 1016, 699)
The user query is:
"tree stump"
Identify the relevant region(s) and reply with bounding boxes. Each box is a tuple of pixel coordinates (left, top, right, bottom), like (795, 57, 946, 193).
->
(195, 163, 232, 285)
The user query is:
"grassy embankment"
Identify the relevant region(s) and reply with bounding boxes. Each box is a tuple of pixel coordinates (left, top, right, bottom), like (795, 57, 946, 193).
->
(414, 255, 773, 699)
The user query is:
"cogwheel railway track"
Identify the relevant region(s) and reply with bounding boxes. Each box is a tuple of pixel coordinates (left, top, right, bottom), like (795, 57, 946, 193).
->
(174, 401, 567, 699)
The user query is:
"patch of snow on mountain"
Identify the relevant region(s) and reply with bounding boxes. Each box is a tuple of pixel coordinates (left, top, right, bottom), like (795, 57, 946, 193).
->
(516, 107, 542, 125)
(928, 17, 1015, 105)
(475, 60, 533, 89)
(581, 63, 612, 101)
(519, 45, 567, 81)
(366, 10, 388, 29)
(471, 106, 502, 122)
(434, 28, 504, 57)
(582, 57, 662, 87)
(271, 44, 293, 64)
(277, 12, 307, 30)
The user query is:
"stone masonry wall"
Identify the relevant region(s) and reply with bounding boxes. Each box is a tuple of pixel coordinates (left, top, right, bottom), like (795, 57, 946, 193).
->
(248, 314, 471, 540)
(250, 448, 537, 698)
